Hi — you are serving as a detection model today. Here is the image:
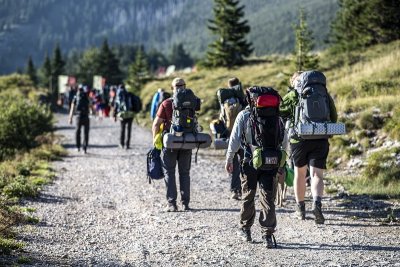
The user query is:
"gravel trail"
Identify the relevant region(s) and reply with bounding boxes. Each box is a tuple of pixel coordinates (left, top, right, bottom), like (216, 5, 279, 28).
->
(15, 114, 400, 266)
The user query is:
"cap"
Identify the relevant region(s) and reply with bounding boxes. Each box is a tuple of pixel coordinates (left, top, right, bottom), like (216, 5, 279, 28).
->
(171, 77, 186, 87)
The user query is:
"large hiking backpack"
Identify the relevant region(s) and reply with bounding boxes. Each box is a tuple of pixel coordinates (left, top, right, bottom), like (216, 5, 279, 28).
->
(217, 84, 245, 134)
(116, 89, 134, 119)
(294, 70, 345, 139)
(75, 92, 89, 116)
(171, 88, 201, 134)
(246, 86, 285, 170)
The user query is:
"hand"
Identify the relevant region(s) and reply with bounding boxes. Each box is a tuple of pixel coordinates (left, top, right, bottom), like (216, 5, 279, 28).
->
(225, 162, 233, 173)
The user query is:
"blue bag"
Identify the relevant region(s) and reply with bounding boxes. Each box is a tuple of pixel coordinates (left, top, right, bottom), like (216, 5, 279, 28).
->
(146, 147, 164, 183)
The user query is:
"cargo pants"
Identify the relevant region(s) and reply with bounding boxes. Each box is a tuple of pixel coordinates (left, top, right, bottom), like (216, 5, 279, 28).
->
(161, 148, 192, 206)
(240, 161, 278, 234)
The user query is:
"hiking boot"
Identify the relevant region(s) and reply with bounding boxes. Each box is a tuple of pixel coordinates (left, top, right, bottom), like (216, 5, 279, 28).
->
(262, 234, 277, 249)
(295, 203, 306, 220)
(312, 201, 325, 224)
(237, 228, 252, 242)
(166, 203, 178, 212)
(182, 204, 191, 211)
(231, 191, 241, 200)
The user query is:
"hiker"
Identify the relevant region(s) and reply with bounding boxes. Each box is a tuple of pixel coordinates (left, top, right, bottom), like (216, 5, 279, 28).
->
(226, 86, 284, 248)
(152, 77, 198, 212)
(113, 84, 135, 150)
(280, 70, 338, 224)
(221, 77, 245, 200)
(68, 84, 91, 153)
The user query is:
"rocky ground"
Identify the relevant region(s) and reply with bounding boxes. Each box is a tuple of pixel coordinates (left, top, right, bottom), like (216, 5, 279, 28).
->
(6, 114, 400, 266)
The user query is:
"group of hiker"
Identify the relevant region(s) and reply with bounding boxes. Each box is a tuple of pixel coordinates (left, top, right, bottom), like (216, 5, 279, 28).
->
(68, 70, 341, 248)
(68, 83, 141, 153)
(149, 71, 340, 249)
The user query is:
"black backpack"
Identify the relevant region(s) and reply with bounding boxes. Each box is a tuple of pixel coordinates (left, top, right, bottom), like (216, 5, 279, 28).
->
(246, 86, 284, 170)
(171, 88, 201, 134)
(131, 93, 142, 113)
(75, 92, 89, 116)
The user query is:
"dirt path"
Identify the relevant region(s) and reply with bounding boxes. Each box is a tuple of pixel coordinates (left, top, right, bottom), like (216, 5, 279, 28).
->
(14, 114, 400, 266)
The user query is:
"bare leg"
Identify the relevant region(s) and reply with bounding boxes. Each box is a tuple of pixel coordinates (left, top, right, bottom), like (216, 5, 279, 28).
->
(294, 165, 307, 202)
(310, 166, 324, 199)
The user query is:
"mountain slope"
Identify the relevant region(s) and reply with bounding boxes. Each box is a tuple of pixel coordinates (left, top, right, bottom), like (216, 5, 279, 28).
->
(0, 0, 338, 74)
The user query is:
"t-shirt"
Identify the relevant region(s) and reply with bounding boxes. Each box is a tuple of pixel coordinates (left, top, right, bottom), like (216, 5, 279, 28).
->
(156, 98, 173, 131)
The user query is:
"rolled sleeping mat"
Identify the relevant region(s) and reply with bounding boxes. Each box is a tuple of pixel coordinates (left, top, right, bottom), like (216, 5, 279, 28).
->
(214, 138, 229, 150)
(163, 133, 212, 149)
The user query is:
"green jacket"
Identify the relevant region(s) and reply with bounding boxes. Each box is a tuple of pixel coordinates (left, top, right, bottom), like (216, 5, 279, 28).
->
(279, 89, 338, 142)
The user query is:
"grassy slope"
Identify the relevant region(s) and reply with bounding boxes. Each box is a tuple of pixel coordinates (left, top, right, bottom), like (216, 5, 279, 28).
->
(139, 40, 400, 197)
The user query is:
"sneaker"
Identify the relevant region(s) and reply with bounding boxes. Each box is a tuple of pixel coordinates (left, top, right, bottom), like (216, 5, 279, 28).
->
(312, 201, 325, 224)
(295, 203, 306, 220)
(231, 191, 241, 200)
(182, 204, 191, 211)
(237, 228, 252, 242)
(83, 146, 87, 154)
(119, 144, 124, 149)
(166, 203, 178, 212)
(262, 234, 277, 249)
(125, 145, 130, 150)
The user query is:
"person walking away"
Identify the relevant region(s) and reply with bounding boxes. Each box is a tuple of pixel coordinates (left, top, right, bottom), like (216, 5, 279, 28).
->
(226, 86, 284, 248)
(279, 70, 338, 224)
(221, 77, 245, 200)
(114, 84, 135, 150)
(68, 85, 91, 153)
(152, 77, 199, 212)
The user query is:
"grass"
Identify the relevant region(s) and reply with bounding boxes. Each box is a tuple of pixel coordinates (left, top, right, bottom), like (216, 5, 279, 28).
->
(0, 143, 66, 257)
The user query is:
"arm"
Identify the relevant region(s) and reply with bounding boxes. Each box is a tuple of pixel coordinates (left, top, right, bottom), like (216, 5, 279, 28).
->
(152, 116, 164, 139)
(68, 102, 75, 124)
(328, 94, 338, 123)
(225, 111, 246, 172)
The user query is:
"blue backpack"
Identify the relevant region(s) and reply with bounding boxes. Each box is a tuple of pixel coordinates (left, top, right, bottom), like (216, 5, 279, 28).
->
(146, 147, 164, 184)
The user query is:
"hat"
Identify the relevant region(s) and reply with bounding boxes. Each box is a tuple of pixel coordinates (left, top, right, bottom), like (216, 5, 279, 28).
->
(171, 77, 186, 87)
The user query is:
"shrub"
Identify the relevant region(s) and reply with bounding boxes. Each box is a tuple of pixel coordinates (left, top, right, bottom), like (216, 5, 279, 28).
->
(384, 106, 400, 140)
(357, 109, 384, 130)
(0, 94, 53, 160)
(363, 147, 400, 186)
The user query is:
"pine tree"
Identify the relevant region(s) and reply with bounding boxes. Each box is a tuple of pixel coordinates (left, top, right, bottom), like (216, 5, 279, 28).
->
(97, 39, 123, 85)
(169, 43, 193, 69)
(26, 56, 38, 86)
(39, 53, 52, 89)
(51, 43, 65, 96)
(330, 0, 400, 53)
(126, 47, 148, 95)
(292, 8, 319, 71)
(206, 0, 253, 68)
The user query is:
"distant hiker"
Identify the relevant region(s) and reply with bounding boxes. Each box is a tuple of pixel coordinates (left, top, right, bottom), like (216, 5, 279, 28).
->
(152, 77, 199, 212)
(68, 84, 91, 153)
(226, 86, 284, 248)
(113, 84, 135, 150)
(150, 88, 168, 120)
(280, 70, 338, 224)
(220, 77, 245, 200)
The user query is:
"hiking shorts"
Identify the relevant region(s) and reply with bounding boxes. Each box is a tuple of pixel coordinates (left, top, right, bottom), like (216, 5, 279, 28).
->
(290, 139, 329, 169)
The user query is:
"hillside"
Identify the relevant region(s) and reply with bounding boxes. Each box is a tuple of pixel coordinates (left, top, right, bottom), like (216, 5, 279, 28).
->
(0, 0, 338, 74)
